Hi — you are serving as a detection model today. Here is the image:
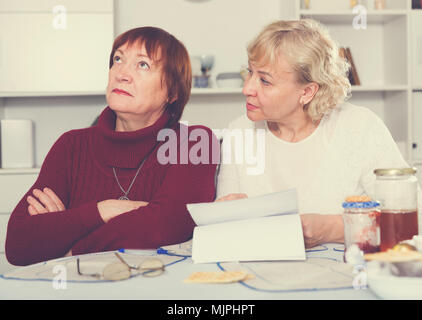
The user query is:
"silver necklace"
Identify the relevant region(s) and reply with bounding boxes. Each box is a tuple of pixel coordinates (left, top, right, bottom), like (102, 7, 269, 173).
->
(112, 158, 147, 200)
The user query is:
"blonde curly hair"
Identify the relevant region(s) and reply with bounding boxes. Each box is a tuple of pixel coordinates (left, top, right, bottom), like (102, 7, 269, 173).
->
(247, 19, 351, 121)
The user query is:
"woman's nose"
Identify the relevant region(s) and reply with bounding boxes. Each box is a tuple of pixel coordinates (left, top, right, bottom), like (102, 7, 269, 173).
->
(115, 64, 133, 83)
(242, 76, 256, 97)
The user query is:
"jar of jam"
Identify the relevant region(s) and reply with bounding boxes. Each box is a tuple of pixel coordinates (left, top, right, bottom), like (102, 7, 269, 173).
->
(342, 199, 381, 259)
(374, 168, 419, 251)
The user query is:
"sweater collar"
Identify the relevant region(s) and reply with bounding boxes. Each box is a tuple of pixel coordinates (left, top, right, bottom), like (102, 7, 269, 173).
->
(92, 106, 170, 169)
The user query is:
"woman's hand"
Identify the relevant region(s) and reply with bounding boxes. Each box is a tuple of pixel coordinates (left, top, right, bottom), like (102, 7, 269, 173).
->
(97, 199, 149, 223)
(215, 193, 248, 202)
(27, 188, 66, 215)
(300, 214, 344, 248)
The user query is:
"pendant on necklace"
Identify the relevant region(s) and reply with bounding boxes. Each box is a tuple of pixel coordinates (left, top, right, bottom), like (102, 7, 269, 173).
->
(118, 196, 130, 200)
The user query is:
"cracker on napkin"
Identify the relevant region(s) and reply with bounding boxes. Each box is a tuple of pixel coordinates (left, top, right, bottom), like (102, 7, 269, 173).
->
(184, 271, 253, 284)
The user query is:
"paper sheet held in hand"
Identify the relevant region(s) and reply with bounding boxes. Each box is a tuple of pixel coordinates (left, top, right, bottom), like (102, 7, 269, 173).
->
(187, 189, 306, 263)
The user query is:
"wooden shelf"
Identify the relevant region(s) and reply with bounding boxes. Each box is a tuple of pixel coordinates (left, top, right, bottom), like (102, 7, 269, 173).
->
(0, 91, 106, 98)
(191, 88, 243, 95)
(351, 85, 408, 92)
(300, 10, 408, 23)
(0, 168, 40, 175)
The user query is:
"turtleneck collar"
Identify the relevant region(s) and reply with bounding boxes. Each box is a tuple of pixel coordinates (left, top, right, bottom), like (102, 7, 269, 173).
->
(91, 106, 171, 169)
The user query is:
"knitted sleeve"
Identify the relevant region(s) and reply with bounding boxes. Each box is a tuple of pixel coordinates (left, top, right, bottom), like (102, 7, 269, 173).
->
(5, 132, 104, 266)
(70, 126, 218, 254)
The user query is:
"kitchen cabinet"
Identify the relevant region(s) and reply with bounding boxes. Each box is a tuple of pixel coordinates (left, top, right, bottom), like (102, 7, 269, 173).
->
(0, 171, 38, 274)
(413, 92, 422, 160)
(412, 10, 422, 88)
(0, 0, 113, 94)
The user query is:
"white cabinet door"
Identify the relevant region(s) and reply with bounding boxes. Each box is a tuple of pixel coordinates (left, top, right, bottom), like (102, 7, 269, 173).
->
(0, 253, 15, 275)
(0, 214, 16, 274)
(413, 92, 422, 160)
(0, 173, 38, 213)
(0, 4, 113, 93)
(0, 214, 9, 252)
(412, 11, 422, 88)
(0, 173, 37, 273)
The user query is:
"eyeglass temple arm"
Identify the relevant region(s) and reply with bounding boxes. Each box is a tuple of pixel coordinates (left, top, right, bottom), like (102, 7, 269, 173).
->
(114, 252, 138, 270)
(76, 258, 101, 278)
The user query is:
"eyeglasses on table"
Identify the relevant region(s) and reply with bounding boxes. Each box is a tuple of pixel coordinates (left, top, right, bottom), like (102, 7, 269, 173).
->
(76, 252, 165, 281)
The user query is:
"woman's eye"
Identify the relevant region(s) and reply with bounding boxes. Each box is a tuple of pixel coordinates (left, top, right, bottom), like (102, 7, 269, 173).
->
(113, 55, 121, 63)
(261, 78, 271, 86)
(138, 61, 150, 70)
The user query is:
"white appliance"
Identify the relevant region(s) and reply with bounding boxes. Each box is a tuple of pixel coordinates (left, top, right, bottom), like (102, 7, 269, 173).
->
(0, 119, 35, 168)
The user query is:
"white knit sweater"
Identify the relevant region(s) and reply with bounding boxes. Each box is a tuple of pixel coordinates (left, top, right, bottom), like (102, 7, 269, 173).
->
(216, 102, 422, 230)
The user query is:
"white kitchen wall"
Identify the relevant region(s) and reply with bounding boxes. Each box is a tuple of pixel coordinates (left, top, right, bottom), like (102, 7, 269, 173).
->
(3, 0, 282, 167)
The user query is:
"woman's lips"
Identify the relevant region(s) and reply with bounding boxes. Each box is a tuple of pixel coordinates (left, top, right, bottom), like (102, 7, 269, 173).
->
(112, 88, 132, 97)
(246, 102, 259, 111)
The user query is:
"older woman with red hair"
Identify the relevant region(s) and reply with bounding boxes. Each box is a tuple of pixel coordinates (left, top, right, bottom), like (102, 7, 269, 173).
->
(6, 27, 218, 266)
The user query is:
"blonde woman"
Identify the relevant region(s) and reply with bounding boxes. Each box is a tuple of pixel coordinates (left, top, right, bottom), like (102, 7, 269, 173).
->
(216, 19, 421, 248)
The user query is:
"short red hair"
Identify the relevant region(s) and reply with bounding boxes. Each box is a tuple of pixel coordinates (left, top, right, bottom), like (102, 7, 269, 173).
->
(109, 27, 191, 127)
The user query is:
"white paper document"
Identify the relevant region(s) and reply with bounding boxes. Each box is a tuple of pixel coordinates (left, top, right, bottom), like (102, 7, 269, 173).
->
(187, 189, 306, 263)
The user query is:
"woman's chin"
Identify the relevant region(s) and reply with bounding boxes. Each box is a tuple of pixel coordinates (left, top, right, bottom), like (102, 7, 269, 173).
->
(108, 103, 131, 114)
(246, 110, 263, 122)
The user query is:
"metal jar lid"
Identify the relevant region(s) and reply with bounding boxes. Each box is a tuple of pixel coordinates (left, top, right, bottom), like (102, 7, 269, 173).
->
(373, 167, 417, 176)
(342, 201, 380, 209)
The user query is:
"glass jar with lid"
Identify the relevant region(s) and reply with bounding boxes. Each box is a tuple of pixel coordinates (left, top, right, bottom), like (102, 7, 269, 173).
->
(342, 200, 381, 259)
(374, 168, 419, 251)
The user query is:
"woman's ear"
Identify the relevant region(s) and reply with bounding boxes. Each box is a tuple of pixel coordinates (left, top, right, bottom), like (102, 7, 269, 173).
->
(300, 82, 319, 105)
(167, 95, 177, 104)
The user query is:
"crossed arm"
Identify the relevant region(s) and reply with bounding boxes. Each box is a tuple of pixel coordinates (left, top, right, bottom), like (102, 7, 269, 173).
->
(27, 187, 148, 223)
(26, 187, 149, 256)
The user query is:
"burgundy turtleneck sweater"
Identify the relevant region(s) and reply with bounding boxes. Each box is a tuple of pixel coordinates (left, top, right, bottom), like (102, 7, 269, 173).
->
(6, 107, 218, 266)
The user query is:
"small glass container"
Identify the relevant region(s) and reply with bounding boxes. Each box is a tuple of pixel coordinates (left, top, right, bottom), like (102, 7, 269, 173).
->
(374, 0, 386, 10)
(342, 200, 381, 260)
(374, 168, 419, 251)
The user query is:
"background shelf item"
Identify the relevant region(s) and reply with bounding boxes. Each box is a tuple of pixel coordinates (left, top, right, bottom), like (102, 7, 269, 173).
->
(340, 47, 361, 86)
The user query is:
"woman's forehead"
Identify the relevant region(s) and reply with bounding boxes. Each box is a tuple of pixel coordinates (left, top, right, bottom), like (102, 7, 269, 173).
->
(116, 40, 163, 62)
(250, 55, 295, 76)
